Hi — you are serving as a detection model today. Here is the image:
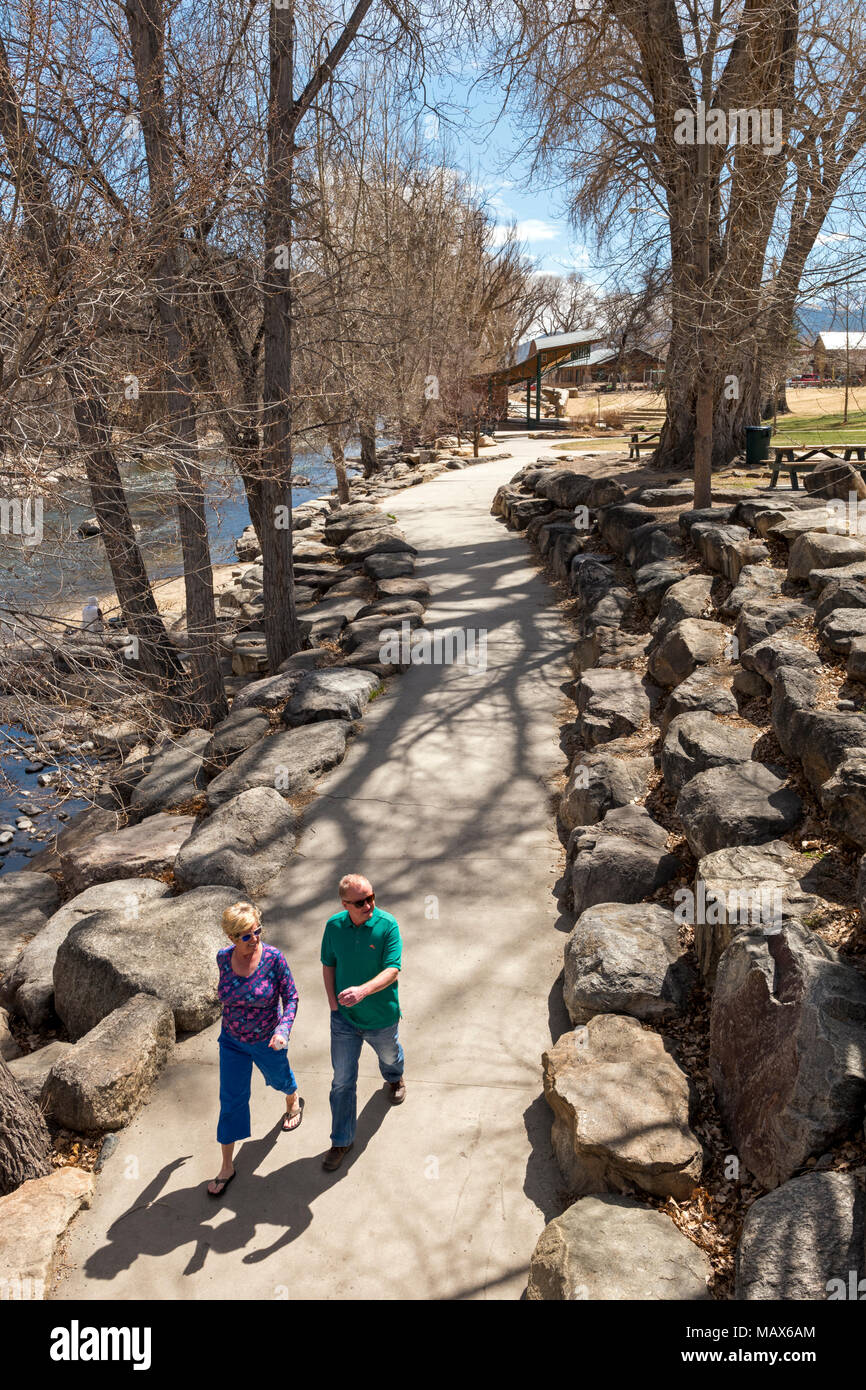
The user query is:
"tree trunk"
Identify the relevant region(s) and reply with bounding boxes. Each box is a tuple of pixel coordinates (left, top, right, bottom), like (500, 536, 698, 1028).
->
(329, 427, 350, 504)
(359, 421, 377, 477)
(126, 0, 227, 728)
(261, 0, 300, 670)
(0, 1055, 52, 1196)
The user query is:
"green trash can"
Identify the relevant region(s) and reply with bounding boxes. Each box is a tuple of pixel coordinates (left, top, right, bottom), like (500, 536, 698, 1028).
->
(745, 425, 772, 467)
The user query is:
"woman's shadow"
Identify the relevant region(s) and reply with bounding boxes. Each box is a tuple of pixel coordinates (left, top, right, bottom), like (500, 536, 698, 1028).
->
(82, 1092, 391, 1280)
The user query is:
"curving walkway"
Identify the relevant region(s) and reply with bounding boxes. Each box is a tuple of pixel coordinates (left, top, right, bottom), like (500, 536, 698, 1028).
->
(55, 446, 572, 1301)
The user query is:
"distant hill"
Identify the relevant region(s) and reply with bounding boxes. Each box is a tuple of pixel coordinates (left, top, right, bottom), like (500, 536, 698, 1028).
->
(795, 304, 866, 339)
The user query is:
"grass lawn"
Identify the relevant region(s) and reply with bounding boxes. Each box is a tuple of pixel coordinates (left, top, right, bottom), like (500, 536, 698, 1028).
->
(770, 407, 866, 446)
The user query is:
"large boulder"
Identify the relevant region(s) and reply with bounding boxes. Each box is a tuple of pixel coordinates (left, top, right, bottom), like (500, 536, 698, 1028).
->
(205, 721, 349, 808)
(1, 879, 171, 1030)
(818, 607, 866, 654)
(653, 573, 714, 632)
(661, 712, 756, 796)
(709, 922, 866, 1188)
(788, 531, 866, 582)
(174, 787, 297, 895)
(229, 670, 302, 713)
(798, 711, 866, 792)
(53, 884, 238, 1038)
(692, 841, 823, 986)
(24, 806, 120, 875)
(542, 1015, 702, 1200)
(648, 619, 728, 687)
(128, 729, 212, 816)
(564, 902, 695, 1024)
(0, 1168, 94, 1298)
(375, 576, 431, 605)
(363, 552, 415, 580)
(820, 752, 866, 847)
(803, 457, 866, 503)
(298, 596, 368, 642)
(661, 667, 737, 731)
(676, 762, 802, 858)
(569, 805, 682, 916)
(734, 598, 814, 653)
(526, 1194, 712, 1301)
(203, 707, 269, 771)
(735, 1172, 865, 1300)
(7, 1040, 74, 1103)
(42, 994, 175, 1132)
(690, 522, 768, 582)
(281, 668, 381, 726)
(0, 872, 59, 972)
(58, 812, 196, 894)
(336, 527, 416, 562)
(559, 745, 654, 832)
(574, 668, 657, 747)
(722, 563, 783, 616)
(341, 611, 423, 654)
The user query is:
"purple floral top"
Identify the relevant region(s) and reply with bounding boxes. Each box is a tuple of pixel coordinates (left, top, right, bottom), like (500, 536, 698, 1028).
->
(217, 943, 298, 1045)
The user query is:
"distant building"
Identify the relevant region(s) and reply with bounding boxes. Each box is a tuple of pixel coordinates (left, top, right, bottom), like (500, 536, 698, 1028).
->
(812, 331, 866, 378)
(549, 344, 665, 386)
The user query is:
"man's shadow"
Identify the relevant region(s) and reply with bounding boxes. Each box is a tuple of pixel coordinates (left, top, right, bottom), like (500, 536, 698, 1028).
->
(82, 1091, 392, 1281)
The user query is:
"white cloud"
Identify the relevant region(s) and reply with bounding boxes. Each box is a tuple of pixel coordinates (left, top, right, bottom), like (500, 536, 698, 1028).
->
(491, 218, 560, 247)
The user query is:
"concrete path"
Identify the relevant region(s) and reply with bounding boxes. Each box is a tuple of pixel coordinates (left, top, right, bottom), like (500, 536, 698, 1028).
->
(56, 442, 573, 1301)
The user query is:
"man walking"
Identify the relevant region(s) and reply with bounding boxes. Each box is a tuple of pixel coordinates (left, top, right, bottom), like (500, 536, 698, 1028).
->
(321, 873, 405, 1171)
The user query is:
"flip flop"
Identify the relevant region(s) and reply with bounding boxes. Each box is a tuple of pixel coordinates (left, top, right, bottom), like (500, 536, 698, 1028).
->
(207, 1169, 236, 1198)
(282, 1097, 305, 1132)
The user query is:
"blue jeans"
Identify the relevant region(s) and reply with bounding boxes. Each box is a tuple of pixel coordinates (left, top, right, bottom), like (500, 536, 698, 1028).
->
(217, 1030, 298, 1144)
(329, 1009, 404, 1147)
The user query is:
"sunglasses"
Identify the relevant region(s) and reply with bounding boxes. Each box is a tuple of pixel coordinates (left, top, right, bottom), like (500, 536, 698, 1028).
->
(235, 927, 262, 942)
(345, 893, 375, 907)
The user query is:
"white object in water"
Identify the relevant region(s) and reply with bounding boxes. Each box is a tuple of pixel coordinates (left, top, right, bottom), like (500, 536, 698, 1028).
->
(81, 596, 104, 631)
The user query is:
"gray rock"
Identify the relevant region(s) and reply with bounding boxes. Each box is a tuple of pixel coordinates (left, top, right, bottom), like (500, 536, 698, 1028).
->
(788, 531, 866, 581)
(0, 1168, 94, 1296)
(799, 711, 866, 792)
(42, 994, 175, 1132)
(1, 879, 171, 1030)
(564, 902, 695, 1024)
(820, 752, 866, 846)
(341, 611, 423, 654)
(692, 841, 824, 985)
(559, 746, 654, 832)
(722, 564, 783, 616)
(206, 721, 349, 808)
(819, 607, 866, 654)
(53, 884, 238, 1038)
(354, 598, 425, 620)
(323, 512, 387, 546)
(0, 872, 60, 972)
(230, 670, 302, 713)
(129, 729, 211, 816)
(281, 668, 381, 725)
(710, 922, 866, 1188)
(23, 806, 121, 875)
(634, 561, 690, 614)
(734, 599, 813, 653)
(648, 619, 728, 687)
(203, 707, 269, 771)
(375, 577, 431, 604)
(575, 668, 657, 747)
(298, 596, 367, 642)
(7, 1040, 74, 1102)
(807, 560, 866, 593)
(336, 527, 415, 562)
(814, 578, 866, 624)
(662, 667, 737, 731)
(174, 787, 297, 895)
(275, 647, 333, 674)
(58, 813, 196, 894)
(733, 668, 769, 699)
(847, 637, 866, 684)
(625, 520, 683, 572)
(803, 458, 866, 502)
(691, 522, 768, 582)
(536, 469, 594, 510)
(597, 503, 661, 554)
(676, 762, 802, 858)
(569, 805, 681, 916)
(542, 1016, 702, 1200)
(735, 1172, 865, 1301)
(653, 573, 714, 631)
(363, 552, 415, 580)
(740, 633, 821, 680)
(661, 712, 755, 796)
(526, 1195, 712, 1301)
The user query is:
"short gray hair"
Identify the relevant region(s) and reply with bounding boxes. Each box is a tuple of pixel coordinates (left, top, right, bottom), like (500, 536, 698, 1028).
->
(339, 873, 371, 900)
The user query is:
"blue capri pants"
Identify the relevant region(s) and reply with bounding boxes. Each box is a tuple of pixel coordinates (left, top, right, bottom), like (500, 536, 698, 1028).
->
(217, 1029, 298, 1144)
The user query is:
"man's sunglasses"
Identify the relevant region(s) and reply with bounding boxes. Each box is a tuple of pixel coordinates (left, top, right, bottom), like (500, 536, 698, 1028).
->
(345, 893, 375, 907)
(235, 927, 262, 942)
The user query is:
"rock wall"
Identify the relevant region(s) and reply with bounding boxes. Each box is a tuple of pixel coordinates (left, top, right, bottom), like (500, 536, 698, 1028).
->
(494, 461, 866, 1301)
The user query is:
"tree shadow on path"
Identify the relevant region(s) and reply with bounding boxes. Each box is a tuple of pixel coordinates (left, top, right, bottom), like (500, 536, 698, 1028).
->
(81, 1092, 391, 1284)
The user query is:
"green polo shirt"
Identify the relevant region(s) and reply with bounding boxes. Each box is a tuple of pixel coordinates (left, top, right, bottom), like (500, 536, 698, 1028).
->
(320, 907, 402, 1030)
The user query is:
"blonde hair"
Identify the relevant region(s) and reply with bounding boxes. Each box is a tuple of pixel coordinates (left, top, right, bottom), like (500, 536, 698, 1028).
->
(222, 901, 261, 941)
(338, 873, 370, 900)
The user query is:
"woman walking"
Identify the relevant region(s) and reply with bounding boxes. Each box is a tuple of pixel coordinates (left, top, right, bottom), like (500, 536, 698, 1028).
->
(208, 901, 302, 1197)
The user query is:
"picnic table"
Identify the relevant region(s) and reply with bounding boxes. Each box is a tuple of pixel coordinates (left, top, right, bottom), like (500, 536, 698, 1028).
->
(767, 443, 866, 489)
(628, 429, 661, 459)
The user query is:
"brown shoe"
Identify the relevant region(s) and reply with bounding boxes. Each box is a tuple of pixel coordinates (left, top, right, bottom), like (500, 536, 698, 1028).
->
(322, 1143, 353, 1171)
(388, 1078, 406, 1104)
